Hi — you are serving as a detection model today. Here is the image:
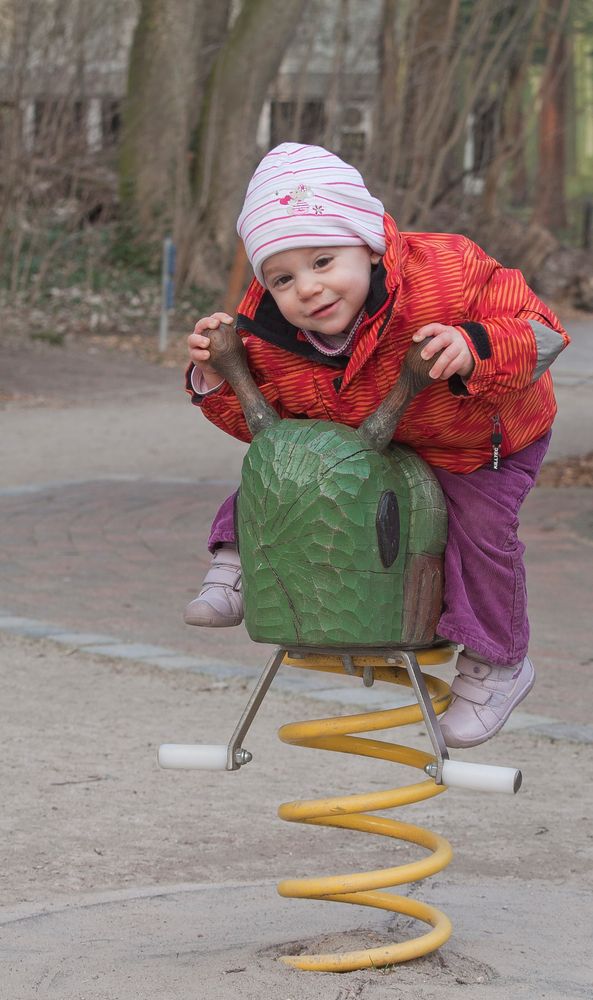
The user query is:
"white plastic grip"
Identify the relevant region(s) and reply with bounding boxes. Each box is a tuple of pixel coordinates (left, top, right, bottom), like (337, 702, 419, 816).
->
(441, 759, 522, 794)
(158, 743, 228, 770)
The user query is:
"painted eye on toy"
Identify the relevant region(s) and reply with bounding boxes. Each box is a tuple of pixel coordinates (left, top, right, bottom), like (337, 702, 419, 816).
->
(376, 490, 400, 568)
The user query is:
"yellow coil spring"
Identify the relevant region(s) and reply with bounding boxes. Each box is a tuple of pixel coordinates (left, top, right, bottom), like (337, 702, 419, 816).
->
(277, 649, 454, 973)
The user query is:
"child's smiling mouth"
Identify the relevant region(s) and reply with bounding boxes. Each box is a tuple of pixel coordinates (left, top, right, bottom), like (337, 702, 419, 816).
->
(310, 300, 339, 318)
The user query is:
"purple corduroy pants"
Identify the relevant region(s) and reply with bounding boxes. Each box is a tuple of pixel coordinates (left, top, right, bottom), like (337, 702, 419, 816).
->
(207, 432, 551, 666)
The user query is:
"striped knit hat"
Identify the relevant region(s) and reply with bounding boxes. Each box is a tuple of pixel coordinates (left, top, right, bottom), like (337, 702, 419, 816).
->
(237, 143, 386, 285)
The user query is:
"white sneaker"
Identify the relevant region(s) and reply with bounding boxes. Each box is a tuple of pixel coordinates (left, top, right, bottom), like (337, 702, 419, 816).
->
(183, 545, 244, 627)
(439, 653, 535, 748)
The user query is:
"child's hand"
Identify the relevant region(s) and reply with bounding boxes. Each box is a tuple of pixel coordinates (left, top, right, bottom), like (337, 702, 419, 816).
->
(188, 313, 234, 389)
(412, 324, 475, 380)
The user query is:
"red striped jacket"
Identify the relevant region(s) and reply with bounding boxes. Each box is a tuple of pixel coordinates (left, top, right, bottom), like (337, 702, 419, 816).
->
(189, 214, 569, 473)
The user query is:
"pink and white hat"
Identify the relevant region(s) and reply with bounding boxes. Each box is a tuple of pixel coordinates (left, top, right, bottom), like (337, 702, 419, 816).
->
(237, 143, 386, 285)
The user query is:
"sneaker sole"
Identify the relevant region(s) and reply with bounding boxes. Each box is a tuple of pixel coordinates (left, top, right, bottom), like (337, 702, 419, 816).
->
(184, 615, 243, 627)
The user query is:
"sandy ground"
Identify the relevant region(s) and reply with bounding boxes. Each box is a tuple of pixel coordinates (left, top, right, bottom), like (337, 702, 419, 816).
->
(1, 330, 593, 999)
(1, 628, 592, 999)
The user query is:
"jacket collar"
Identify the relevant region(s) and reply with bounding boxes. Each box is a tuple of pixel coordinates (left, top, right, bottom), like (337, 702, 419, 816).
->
(236, 213, 406, 368)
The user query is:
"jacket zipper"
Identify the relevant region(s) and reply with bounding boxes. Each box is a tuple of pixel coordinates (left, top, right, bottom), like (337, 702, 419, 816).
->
(491, 413, 502, 470)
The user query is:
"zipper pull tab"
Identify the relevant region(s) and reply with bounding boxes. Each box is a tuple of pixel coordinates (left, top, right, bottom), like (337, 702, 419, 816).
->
(491, 414, 502, 470)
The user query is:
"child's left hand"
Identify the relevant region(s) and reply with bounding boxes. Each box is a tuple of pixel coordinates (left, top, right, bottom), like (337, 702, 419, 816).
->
(413, 324, 474, 380)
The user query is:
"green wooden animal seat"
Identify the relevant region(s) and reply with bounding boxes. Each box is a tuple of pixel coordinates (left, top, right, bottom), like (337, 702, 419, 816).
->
(239, 422, 446, 647)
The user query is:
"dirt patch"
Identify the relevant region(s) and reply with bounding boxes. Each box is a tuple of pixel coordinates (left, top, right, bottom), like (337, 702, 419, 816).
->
(537, 453, 593, 487)
(261, 932, 497, 983)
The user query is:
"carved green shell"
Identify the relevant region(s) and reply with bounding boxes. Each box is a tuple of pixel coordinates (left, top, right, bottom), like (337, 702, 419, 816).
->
(237, 419, 447, 649)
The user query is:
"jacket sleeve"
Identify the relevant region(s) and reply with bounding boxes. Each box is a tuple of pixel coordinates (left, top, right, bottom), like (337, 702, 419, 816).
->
(185, 337, 294, 443)
(453, 238, 570, 399)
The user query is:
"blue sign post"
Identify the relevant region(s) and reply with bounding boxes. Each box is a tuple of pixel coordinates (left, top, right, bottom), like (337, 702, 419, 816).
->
(159, 237, 176, 352)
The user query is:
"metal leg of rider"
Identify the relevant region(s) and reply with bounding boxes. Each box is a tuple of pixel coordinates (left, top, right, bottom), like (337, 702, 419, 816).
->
(226, 646, 286, 769)
(398, 650, 450, 783)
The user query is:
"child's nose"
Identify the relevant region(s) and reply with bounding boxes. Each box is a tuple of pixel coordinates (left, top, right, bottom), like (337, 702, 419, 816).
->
(296, 273, 321, 299)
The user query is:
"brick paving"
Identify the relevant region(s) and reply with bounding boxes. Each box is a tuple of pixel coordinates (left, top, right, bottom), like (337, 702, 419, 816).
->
(0, 478, 270, 671)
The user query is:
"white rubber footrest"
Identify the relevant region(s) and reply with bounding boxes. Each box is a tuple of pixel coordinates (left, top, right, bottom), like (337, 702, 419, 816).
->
(158, 743, 228, 770)
(441, 759, 522, 794)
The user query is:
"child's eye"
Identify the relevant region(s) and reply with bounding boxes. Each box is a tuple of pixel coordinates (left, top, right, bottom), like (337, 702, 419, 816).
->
(272, 274, 292, 288)
(314, 255, 332, 269)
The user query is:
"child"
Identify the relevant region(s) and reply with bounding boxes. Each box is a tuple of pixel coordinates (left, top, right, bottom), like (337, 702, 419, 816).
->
(183, 142, 569, 749)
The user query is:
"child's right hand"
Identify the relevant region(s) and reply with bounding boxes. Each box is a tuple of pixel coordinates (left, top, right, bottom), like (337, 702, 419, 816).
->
(188, 312, 234, 389)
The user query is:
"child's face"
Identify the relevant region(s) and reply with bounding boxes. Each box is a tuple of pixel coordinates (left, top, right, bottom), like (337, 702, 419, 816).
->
(262, 245, 380, 335)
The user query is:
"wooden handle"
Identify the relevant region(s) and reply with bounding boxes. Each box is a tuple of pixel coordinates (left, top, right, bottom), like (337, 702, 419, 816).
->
(358, 341, 445, 451)
(207, 322, 249, 383)
(207, 323, 279, 436)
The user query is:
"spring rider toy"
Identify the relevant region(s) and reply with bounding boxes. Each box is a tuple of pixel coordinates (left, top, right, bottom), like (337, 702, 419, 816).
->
(159, 324, 523, 972)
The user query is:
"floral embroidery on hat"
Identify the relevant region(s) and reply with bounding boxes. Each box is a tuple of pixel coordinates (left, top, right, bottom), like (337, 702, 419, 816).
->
(278, 183, 314, 215)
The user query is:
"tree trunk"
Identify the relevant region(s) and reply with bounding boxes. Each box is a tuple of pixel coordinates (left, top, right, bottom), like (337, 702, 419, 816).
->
(184, 0, 311, 286)
(404, 1, 458, 178)
(533, 0, 571, 231)
(367, 0, 401, 194)
(323, 0, 349, 151)
(119, 0, 231, 248)
(480, 1, 542, 220)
